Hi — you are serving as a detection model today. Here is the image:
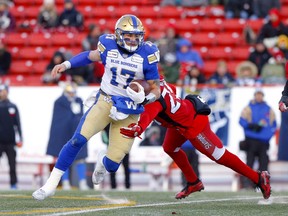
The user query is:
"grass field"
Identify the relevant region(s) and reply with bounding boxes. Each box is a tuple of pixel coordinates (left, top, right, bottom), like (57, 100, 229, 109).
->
(1, 190, 288, 216)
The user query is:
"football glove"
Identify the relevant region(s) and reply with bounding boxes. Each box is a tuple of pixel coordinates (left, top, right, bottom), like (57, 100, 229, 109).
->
(126, 82, 145, 104)
(120, 123, 143, 139)
(279, 95, 288, 112)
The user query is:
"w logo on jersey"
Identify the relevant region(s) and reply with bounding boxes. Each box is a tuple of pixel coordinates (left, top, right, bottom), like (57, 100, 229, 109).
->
(111, 96, 144, 114)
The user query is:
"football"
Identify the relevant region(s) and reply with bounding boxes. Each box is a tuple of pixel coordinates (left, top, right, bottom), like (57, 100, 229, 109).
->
(129, 80, 151, 95)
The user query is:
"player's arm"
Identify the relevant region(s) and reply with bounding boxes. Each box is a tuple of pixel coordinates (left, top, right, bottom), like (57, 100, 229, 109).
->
(51, 50, 101, 78)
(279, 80, 288, 112)
(120, 100, 163, 138)
(143, 79, 161, 105)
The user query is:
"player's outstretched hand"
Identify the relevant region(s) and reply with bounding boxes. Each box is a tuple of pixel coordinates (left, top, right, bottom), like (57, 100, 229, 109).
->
(279, 96, 288, 112)
(120, 123, 143, 139)
(51, 64, 67, 78)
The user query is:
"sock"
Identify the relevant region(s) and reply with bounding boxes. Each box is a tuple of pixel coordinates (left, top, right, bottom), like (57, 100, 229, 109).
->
(167, 149, 198, 183)
(217, 150, 258, 184)
(76, 162, 86, 180)
(42, 167, 65, 193)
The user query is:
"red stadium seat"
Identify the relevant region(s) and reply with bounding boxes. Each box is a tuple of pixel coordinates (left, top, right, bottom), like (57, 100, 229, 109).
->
(198, 18, 224, 32)
(10, 5, 26, 19)
(113, 6, 139, 18)
(10, 60, 34, 75)
(222, 19, 246, 33)
(207, 47, 232, 60)
(215, 32, 242, 46)
(33, 60, 49, 74)
(231, 46, 252, 60)
(190, 32, 216, 46)
(89, 6, 115, 18)
(23, 6, 40, 19)
(18, 47, 44, 60)
(3, 33, 29, 46)
(202, 60, 218, 76)
(50, 33, 76, 47)
(159, 6, 184, 18)
(27, 33, 52, 47)
(175, 18, 201, 33)
(137, 6, 161, 18)
(246, 19, 265, 34)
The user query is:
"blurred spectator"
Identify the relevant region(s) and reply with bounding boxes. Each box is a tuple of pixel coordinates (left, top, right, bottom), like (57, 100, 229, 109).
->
(248, 39, 272, 75)
(0, 0, 15, 32)
(239, 89, 277, 188)
(161, 0, 208, 7)
(235, 61, 260, 86)
(277, 34, 288, 60)
(207, 60, 235, 87)
(176, 38, 204, 69)
(252, 0, 280, 19)
(225, 0, 254, 19)
(57, 0, 84, 30)
(0, 83, 23, 189)
(181, 63, 206, 86)
(155, 24, 179, 64)
(257, 8, 288, 47)
(101, 125, 130, 189)
(37, 0, 58, 29)
(46, 82, 89, 190)
(42, 51, 69, 84)
(82, 24, 104, 83)
(140, 124, 162, 146)
(160, 52, 180, 84)
(260, 62, 286, 85)
(0, 40, 11, 75)
(180, 140, 200, 187)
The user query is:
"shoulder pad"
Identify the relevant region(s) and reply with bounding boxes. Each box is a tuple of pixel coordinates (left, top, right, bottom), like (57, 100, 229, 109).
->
(98, 34, 117, 53)
(142, 42, 160, 64)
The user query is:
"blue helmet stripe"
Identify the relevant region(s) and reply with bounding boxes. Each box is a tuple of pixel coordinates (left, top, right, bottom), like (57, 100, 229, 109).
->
(130, 15, 138, 29)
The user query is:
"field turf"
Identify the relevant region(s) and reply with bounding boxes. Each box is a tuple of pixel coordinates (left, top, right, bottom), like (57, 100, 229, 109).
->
(0, 190, 288, 216)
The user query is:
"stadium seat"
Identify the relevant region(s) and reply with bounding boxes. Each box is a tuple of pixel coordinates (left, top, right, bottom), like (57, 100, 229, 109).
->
(3, 33, 29, 46)
(202, 60, 218, 77)
(198, 18, 224, 32)
(137, 6, 161, 18)
(175, 18, 201, 33)
(246, 19, 265, 34)
(215, 32, 241, 46)
(190, 32, 216, 46)
(222, 19, 246, 33)
(33, 60, 49, 74)
(28, 33, 52, 47)
(10, 5, 26, 20)
(113, 6, 139, 18)
(89, 6, 116, 18)
(18, 47, 44, 60)
(9, 60, 34, 75)
(159, 6, 184, 19)
(231, 47, 251, 60)
(50, 33, 76, 47)
(227, 61, 242, 75)
(207, 47, 232, 60)
(23, 6, 40, 19)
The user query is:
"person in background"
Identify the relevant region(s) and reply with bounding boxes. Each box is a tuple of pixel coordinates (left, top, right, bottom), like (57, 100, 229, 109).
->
(235, 61, 260, 86)
(248, 39, 272, 75)
(37, 0, 58, 29)
(224, 0, 254, 19)
(57, 0, 84, 31)
(139, 124, 162, 147)
(252, 0, 280, 19)
(0, 40, 11, 76)
(207, 60, 235, 87)
(101, 125, 130, 189)
(0, 0, 15, 33)
(239, 89, 277, 188)
(0, 83, 22, 189)
(160, 52, 180, 84)
(182, 63, 206, 86)
(46, 82, 89, 190)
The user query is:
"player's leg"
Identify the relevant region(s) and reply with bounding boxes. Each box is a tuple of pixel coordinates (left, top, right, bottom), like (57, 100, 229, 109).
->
(162, 128, 203, 199)
(33, 94, 111, 200)
(191, 123, 271, 199)
(93, 114, 138, 185)
(6, 145, 17, 189)
(122, 154, 131, 189)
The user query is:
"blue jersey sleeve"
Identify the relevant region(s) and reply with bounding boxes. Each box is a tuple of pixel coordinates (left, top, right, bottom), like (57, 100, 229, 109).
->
(142, 41, 160, 80)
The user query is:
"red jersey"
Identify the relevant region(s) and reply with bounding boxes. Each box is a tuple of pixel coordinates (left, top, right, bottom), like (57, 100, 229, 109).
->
(139, 81, 209, 139)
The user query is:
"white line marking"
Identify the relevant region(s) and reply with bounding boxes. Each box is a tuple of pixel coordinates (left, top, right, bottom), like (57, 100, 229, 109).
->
(41, 195, 288, 216)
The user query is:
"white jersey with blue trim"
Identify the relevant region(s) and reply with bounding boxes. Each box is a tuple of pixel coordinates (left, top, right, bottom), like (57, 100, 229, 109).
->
(98, 34, 160, 96)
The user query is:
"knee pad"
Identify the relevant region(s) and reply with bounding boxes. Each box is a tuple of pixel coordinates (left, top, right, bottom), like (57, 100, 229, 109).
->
(71, 133, 87, 148)
(103, 157, 120, 173)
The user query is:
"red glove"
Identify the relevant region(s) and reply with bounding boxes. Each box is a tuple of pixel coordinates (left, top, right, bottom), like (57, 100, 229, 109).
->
(279, 96, 288, 112)
(120, 123, 143, 139)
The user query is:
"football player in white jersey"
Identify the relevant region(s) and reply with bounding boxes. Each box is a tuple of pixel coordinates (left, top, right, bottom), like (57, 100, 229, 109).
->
(32, 14, 161, 200)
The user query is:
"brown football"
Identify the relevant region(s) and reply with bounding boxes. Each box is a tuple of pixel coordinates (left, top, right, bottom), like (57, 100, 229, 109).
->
(129, 80, 151, 95)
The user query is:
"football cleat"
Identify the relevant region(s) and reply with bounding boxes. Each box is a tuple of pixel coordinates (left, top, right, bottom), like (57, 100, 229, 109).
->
(92, 150, 107, 185)
(175, 180, 204, 199)
(256, 171, 271, 199)
(32, 188, 55, 201)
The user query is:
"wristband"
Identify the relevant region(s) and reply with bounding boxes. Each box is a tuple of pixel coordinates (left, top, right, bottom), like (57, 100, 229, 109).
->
(142, 92, 156, 105)
(62, 61, 71, 69)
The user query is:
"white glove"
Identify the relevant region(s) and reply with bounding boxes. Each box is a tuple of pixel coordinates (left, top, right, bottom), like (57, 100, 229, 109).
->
(109, 106, 129, 121)
(126, 82, 145, 104)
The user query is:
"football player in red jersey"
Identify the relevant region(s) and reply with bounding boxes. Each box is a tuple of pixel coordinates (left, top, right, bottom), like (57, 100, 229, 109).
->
(120, 78, 271, 200)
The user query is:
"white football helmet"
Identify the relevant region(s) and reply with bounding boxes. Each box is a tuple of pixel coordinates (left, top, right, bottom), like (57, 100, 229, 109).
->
(115, 14, 145, 52)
